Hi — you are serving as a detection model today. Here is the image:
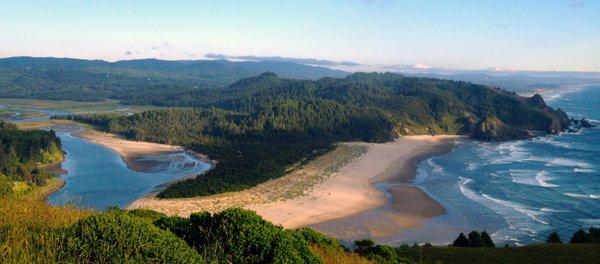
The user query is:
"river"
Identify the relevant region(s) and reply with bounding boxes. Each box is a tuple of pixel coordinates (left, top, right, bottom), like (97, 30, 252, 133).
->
(0, 106, 211, 210)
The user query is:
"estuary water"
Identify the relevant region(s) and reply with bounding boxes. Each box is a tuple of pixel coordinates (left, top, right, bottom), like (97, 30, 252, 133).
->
(48, 132, 212, 210)
(0, 105, 211, 210)
(407, 85, 600, 245)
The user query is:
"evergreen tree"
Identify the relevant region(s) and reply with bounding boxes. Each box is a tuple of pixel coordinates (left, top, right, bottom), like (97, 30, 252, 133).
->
(452, 233, 470, 247)
(481, 231, 495, 247)
(468, 231, 484, 247)
(546, 231, 562, 243)
(588, 227, 600, 243)
(570, 229, 589, 244)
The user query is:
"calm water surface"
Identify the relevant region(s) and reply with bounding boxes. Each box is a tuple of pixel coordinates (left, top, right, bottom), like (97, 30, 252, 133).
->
(48, 132, 211, 210)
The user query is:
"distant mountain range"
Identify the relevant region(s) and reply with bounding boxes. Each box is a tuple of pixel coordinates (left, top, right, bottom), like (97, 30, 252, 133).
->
(0, 56, 347, 101)
(1, 56, 598, 103)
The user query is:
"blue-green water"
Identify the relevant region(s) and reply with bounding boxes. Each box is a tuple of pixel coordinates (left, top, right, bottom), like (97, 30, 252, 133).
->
(47, 133, 211, 210)
(410, 85, 600, 245)
(0, 104, 211, 210)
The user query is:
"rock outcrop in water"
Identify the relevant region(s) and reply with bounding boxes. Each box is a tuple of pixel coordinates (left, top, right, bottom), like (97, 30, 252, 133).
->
(471, 116, 532, 141)
(571, 118, 595, 130)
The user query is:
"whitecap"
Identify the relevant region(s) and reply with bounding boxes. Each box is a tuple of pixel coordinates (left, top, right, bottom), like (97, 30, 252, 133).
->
(574, 168, 595, 173)
(534, 170, 559, 188)
(509, 169, 558, 188)
(510, 169, 539, 186)
(427, 158, 444, 174)
(491, 141, 531, 164)
(540, 207, 564, 213)
(458, 177, 550, 227)
(563, 192, 600, 199)
(481, 193, 549, 225)
(535, 137, 573, 149)
(466, 163, 480, 171)
(545, 158, 592, 170)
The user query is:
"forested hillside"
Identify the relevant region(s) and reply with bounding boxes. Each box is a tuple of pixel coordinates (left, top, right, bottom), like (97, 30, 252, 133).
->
(0, 121, 62, 190)
(58, 72, 571, 197)
(0, 57, 347, 102)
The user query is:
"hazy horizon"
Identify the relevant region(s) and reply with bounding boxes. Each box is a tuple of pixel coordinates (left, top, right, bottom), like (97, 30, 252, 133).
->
(1, 0, 599, 72)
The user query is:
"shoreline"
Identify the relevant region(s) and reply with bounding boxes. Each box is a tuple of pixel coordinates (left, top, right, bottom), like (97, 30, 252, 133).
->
(248, 135, 459, 229)
(75, 128, 217, 200)
(128, 135, 460, 240)
(77, 129, 216, 173)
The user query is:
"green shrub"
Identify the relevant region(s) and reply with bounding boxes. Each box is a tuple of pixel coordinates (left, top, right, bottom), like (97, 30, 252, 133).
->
(155, 208, 321, 264)
(154, 215, 200, 246)
(354, 240, 405, 264)
(294, 227, 344, 250)
(58, 211, 204, 263)
(126, 208, 167, 223)
(195, 208, 320, 263)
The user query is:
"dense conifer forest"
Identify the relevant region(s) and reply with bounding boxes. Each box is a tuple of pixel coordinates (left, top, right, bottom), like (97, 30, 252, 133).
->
(0, 121, 62, 190)
(58, 72, 571, 198)
(0, 57, 346, 102)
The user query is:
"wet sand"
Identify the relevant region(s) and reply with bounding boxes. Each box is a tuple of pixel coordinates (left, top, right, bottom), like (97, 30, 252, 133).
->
(248, 135, 458, 230)
(78, 130, 215, 172)
(128, 135, 458, 241)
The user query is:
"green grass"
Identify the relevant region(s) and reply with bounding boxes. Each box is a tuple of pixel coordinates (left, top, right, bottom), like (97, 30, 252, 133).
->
(0, 98, 159, 114)
(0, 178, 91, 263)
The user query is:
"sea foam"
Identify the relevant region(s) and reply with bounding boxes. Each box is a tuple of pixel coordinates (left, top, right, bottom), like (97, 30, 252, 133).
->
(545, 158, 592, 169)
(563, 192, 600, 199)
(510, 170, 558, 188)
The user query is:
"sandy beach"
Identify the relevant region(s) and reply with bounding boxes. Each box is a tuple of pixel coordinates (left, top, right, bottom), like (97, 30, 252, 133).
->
(78, 130, 215, 172)
(127, 135, 459, 235)
(248, 135, 457, 229)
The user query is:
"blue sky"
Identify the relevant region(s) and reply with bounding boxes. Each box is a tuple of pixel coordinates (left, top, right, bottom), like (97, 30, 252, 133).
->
(1, 0, 599, 71)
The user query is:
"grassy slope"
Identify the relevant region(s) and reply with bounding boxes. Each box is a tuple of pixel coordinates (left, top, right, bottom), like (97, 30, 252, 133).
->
(0, 178, 90, 263)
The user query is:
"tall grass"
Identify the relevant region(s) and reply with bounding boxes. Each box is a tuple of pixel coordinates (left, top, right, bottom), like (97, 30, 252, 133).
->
(310, 245, 374, 264)
(0, 178, 90, 263)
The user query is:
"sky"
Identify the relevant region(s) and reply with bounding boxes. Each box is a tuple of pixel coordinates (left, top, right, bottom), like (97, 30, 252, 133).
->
(1, 0, 599, 71)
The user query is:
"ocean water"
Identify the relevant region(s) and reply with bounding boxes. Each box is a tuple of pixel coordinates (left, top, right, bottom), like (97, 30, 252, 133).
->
(411, 85, 600, 245)
(48, 132, 212, 210)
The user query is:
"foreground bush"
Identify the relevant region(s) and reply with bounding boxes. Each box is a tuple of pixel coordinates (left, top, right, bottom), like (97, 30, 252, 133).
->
(155, 208, 321, 264)
(354, 239, 407, 264)
(295, 227, 345, 250)
(59, 211, 204, 263)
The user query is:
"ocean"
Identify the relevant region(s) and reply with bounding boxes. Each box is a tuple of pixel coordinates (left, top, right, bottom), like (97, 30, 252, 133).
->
(409, 85, 600, 245)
